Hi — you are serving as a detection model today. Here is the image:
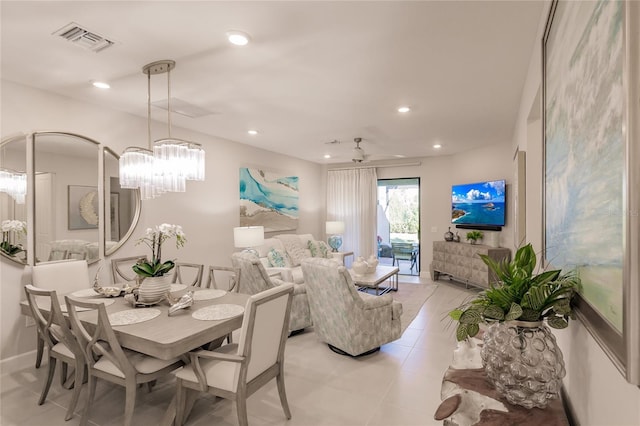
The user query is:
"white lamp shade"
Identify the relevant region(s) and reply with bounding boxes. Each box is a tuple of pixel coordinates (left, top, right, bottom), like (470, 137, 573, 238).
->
(233, 226, 265, 248)
(326, 221, 345, 234)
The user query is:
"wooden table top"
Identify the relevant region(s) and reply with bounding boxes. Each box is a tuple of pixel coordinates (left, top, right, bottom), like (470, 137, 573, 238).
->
(435, 367, 569, 425)
(348, 265, 399, 285)
(20, 287, 250, 361)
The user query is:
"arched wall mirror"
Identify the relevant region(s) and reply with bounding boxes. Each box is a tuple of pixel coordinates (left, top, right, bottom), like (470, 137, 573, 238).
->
(0, 134, 28, 264)
(104, 146, 140, 256)
(34, 132, 100, 264)
(0, 132, 141, 265)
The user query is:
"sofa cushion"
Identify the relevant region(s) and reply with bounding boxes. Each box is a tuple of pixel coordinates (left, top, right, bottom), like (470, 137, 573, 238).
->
(275, 234, 308, 266)
(267, 247, 291, 268)
(256, 238, 285, 258)
(290, 267, 304, 284)
(308, 240, 330, 258)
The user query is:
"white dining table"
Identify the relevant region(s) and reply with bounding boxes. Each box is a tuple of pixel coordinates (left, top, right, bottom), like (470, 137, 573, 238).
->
(21, 286, 250, 425)
(20, 286, 250, 361)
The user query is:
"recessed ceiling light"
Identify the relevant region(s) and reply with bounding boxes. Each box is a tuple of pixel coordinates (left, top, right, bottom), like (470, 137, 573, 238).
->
(324, 154, 331, 159)
(433, 144, 442, 149)
(92, 81, 110, 89)
(248, 130, 258, 135)
(393, 154, 406, 158)
(397, 106, 411, 113)
(227, 30, 251, 46)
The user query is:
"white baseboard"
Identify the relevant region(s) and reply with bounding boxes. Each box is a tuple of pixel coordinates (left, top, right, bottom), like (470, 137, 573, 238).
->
(0, 350, 37, 373)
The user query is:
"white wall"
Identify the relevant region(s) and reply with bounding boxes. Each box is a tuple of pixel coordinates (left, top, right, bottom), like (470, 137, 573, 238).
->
(511, 2, 640, 425)
(0, 79, 324, 362)
(375, 141, 514, 276)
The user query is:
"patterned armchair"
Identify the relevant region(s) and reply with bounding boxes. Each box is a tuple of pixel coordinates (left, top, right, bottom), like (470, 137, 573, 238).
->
(231, 252, 312, 333)
(301, 257, 403, 356)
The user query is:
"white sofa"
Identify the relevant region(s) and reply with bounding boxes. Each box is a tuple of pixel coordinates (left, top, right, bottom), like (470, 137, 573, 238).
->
(254, 233, 345, 284)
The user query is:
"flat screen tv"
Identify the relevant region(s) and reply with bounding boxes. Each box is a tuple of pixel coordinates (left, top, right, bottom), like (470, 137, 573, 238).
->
(451, 179, 506, 230)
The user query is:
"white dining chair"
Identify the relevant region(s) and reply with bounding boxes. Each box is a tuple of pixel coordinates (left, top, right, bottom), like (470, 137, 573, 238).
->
(204, 265, 240, 291)
(65, 296, 184, 426)
(47, 248, 68, 261)
(31, 259, 91, 368)
(110, 255, 147, 283)
(173, 283, 294, 426)
(24, 285, 85, 421)
(171, 262, 204, 287)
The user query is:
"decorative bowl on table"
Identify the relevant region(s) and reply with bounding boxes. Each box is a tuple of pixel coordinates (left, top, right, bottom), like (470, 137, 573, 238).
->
(92, 282, 125, 297)
(365, 256, 379, 273)
(352, 257, 370, 276)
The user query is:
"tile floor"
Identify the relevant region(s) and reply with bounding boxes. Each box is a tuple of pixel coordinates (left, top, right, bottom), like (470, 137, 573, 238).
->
(378, 256, 419, 277)
(0, 278, 479, 426)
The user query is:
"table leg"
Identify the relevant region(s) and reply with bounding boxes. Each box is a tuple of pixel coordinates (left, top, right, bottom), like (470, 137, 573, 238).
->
(161, 388, 199, 426)
(160, 394, 177, 426)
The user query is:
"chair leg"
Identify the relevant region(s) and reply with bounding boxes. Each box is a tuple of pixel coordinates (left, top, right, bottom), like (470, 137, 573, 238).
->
(123, 381, 137, 426)
(65, 361, 84, 420)
(60, 361, 75, 389)
(80, 374, 97, 426)
(236, 395, 249, 426)
(276, 366, 292, 419)
(38, 356, 57, 405)
(35, 333, 44, 368)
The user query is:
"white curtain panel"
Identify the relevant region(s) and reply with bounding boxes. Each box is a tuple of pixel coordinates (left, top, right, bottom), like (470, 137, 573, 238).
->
(326, 168, 378, 260)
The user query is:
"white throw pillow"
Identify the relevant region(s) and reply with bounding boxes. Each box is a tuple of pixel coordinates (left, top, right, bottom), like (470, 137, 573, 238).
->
(267, 248, 291, 268)
(308, 240, 330, 258)
(276, 235, 307, 266)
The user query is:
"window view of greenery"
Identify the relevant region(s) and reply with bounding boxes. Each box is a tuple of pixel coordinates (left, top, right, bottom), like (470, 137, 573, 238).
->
(377, 179, 420, 260)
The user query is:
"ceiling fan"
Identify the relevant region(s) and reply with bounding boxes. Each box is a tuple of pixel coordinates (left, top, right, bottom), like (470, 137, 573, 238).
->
(352, 137, 367, 163)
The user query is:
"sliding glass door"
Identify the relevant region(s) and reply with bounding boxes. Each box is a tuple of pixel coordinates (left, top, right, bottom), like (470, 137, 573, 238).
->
(377, 178, 420, 275)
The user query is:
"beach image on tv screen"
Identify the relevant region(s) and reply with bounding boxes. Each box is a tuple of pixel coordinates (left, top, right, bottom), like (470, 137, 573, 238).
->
(451, 180, 505, 226)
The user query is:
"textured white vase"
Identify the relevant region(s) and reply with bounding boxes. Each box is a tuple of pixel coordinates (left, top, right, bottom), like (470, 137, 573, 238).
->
(352, 257, 369, 275)
(137, 275, 172, 304)
(366, 255, 379, 273)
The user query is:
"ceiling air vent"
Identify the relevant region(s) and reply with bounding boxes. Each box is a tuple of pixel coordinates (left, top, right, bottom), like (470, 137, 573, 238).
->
(53, 22, 115, 53)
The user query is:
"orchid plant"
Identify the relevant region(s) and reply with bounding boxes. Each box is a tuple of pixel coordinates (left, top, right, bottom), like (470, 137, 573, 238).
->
(1, 219, 26, 256)
(133, 223, 186, 277)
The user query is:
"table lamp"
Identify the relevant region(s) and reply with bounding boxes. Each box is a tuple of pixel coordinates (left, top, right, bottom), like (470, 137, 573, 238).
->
(325, 221, 345, 252)
(233, 226, 264, 256)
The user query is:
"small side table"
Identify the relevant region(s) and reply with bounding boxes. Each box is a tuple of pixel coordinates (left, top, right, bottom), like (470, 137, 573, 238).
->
(330, 250, 354, 265)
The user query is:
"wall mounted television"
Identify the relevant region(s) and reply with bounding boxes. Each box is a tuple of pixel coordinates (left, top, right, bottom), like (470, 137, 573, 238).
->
(451, 179, 506, 231)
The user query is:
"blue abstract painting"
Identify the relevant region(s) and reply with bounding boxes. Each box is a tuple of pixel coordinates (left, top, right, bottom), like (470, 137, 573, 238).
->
(545, 0, 623, 331)
(239, 168, 299, 232)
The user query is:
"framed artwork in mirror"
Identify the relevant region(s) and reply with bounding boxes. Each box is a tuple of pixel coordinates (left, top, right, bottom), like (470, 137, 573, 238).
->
(68, 185, 99, 230)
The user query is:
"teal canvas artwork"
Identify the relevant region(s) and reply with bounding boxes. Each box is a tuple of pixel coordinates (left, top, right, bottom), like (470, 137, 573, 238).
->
(239, 167, 299, 232)
(544, 0, 624, 331)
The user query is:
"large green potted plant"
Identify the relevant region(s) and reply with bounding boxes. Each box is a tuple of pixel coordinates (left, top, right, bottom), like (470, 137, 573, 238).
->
(449, 243, 581, 409)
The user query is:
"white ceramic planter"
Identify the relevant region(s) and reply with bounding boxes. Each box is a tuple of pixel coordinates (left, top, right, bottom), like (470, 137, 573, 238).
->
(137, 275, 172, 304)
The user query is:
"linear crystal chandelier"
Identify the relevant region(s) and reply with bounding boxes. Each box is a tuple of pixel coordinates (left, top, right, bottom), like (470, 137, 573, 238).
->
(0, 168, 27, 204)
(119, 60, 205, 200)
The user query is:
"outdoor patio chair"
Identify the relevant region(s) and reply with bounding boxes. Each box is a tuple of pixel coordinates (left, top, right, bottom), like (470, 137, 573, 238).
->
(391, 242, 418, 273)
